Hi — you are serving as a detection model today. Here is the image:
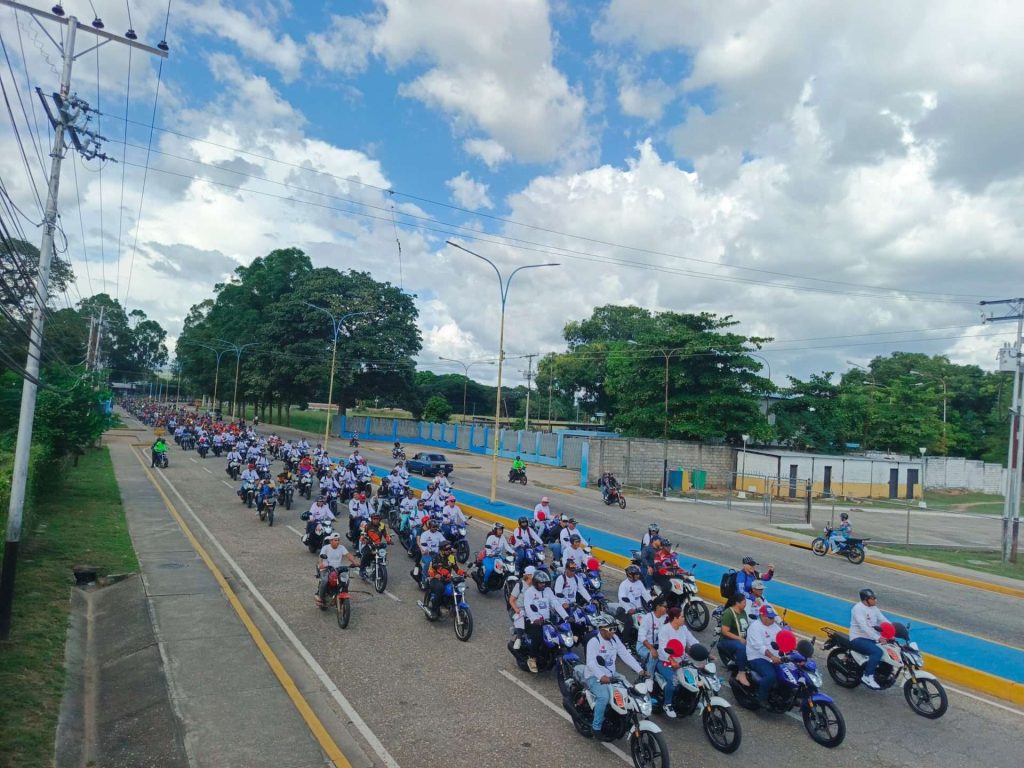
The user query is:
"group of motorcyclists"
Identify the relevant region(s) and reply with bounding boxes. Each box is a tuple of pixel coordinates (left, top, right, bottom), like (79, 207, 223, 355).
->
(128, 398, 939, 763)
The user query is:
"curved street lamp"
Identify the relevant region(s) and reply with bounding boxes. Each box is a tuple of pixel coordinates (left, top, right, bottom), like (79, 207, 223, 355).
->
(304, 304, 371, 448)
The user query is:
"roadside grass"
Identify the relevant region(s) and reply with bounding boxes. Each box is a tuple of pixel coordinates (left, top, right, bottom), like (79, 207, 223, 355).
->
(240, 404, 330, 435)
(872, 545, 1024, 582)
(917, 490, 1006, 515)
(0, 446, 138, 768)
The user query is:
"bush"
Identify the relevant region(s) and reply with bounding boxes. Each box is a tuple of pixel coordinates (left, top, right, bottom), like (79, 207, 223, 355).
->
(422, 395, 452, 423)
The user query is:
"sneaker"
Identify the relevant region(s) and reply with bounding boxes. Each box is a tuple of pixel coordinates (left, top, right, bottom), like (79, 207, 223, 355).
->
(593, 729, 615, 743)
(663, 705, 677, 719)
(527, 657, 539, 673)
(861, 674, 881, 690)
(512, 637, 522, 650)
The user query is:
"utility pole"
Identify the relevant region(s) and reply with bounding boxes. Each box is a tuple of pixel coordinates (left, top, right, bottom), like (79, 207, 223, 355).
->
(0, 1, 168, 640)
(982, 298, 1024, 562)
(547, 378, 554, 432)
(521, 353, 536, 431)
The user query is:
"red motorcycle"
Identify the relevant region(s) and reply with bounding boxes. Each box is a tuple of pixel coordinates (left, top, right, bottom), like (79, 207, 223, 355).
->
(603, 485, 627, 509)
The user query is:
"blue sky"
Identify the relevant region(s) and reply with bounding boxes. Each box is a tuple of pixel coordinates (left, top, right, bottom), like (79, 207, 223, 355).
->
(3, 0, 1023, 386)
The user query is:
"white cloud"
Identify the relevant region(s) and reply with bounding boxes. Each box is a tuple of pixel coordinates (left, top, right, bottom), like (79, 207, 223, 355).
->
(617, 74, 675, 122)
(372, 0, 592, 165)
(463, 138, 511, 169)
(445, 172, 493, 210)
(308, 14, 375, 75)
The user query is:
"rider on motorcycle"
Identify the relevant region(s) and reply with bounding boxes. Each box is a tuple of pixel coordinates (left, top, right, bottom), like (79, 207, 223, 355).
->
(636, 598, 668, 676)
(422, 541, 462, 618)
(511, 455, 526, 478)
(655, 606, 700, 717)
(522, 570, 568, 673)
(533, 497, 552, 524)
(238, 463, 259, 498)
(316, 533, 358, 601)
(358, 511, 392, 579)
(348, 492, 373, 540)
(585, 613, 645, 740)
(553, 559, 592, 610)
(416, 518, 446, 587)
(737, 556, 775, 599)
(150, 437, 168, 467)
(850, 588, 888, 690)
(305, 495, 335, 540)
(641, 522, 660, 548)
(828, 513, 853, 552)
(510, 516, 544, 573)
(719, 592, 751, 687)
(746, 604, 783, 705)
(482, 522, 514, 581)
(598, 472, 620, 500)
(562, 534, 590, 570)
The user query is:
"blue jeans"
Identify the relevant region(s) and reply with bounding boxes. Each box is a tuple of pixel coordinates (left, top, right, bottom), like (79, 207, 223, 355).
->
(749, 658, 776, 703)
(483, 556, 498, 581)
(655, 663, 676, 710)
(515, 547, 531, 573)
(550, 543, 563, 563)
(587, 676, 611, 730)
(850, 637, 884, 677)
(717, 638, 748, 672)
(637, 646, 658, 677)
(420, 553, 433, 586)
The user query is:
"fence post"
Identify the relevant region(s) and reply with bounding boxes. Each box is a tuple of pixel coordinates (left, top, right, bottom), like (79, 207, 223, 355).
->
(391, 419, 398, 442)
(556, 433, 564, 466)
(340, 414, 347, 436)
(469, 424, 476, 454)
(452, 424, 459, 449)
(805, 480, 813, 524)
(580, 441, 590, 488)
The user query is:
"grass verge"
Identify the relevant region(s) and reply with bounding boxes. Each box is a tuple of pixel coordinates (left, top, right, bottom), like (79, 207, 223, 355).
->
(0, 446, 138, 768)
(872, 545, 1023, 581)
(239, 404, 332, 435)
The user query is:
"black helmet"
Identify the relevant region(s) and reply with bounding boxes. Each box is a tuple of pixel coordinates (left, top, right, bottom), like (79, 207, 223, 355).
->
(859, 588, 876, 601)
(840, 512, 849, 521)
(494, 522, 505, 530)
(796, 639, 815, 659)
(533, 571, 550, 587)
(518, 516, 530, 526)
(625, 565, 641, 578)
(687, 643, 710, 662)
(648, 522, 660, 532)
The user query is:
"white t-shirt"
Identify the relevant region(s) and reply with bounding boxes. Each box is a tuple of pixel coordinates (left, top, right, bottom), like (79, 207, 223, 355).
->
(418, 530, 446, 553)
(656, 621, 698, 663)
(585, 634, 642, 680)
(319, 543, 350, 569)
(638, 611, 667, 649)
(522, 586, 569, 623)
(850, 602, 889, 641)
(746, 619, 782, 663)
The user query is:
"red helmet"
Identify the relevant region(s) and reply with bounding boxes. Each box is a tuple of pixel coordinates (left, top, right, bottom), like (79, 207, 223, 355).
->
(665, 639, 684, 658)
(776, 629, 797, 654)
(420, 515, 430, 526)
(358, 493, 366, 501)
(447, 496, 456, 503)
(879, 621, 896, 641)
(247, 463, 255, 469)
(587, 557, 600, 571)
(537, 511, 546, 521)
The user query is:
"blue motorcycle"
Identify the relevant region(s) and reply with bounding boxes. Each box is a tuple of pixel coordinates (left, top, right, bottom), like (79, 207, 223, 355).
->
(722, 637, 846, 748)
(421, 574, 473, 641)
(508, 619, 574, 674)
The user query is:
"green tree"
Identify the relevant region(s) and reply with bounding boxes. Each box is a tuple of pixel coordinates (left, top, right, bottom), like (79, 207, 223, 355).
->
(422, 394, 452, 423)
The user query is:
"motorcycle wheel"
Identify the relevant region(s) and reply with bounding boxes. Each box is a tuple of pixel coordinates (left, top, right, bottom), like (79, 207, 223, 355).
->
(566, 689, 594, 737)
(258, 507, 266, 521)
(803, 700, 846, 748)
(684, 600, 710, 632)
(810, 537, 829, 556)
(454, 606, 473, 641)
(630, 729, 670, 768)
(702, 705, 741, 754)
(846, 546, 866, 565)
(285, 495, 292, 511)
(268, 507, 274, 527)
(337, 596, 351, 629)
(618, 495, 627, 509)
(520, 476, 528, 485)
(826, 648, 861, 688)
(904, 677, 948, 719)
(247, 495, 253, 509)
(374, 565, 388, 594)
(456, 540, 470, 564)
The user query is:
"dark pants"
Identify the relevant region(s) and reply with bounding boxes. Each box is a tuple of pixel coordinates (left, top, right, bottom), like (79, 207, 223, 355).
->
(850, 637, 884, 677)
(525, 620, 545, 656)
(426, 577, 447, 612)
(718, 638, 748, 672)
(749, 658, 776, 703)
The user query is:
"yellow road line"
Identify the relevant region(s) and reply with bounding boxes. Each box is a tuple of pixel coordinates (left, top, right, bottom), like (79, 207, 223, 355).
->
(738, 528, 1024, 599)
(131, 449, 351, 768)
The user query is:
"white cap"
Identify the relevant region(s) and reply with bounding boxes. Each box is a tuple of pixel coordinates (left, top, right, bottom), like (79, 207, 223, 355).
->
(541, 496, 550, 503)
(523, 566, 537, 576)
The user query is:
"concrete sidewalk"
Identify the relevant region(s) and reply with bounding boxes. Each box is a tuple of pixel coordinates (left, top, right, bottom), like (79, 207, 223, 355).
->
(106, 435, 372, 768)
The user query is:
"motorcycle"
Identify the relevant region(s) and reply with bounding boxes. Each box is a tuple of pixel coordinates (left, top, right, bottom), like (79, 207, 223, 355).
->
(581, 561, 610, 612)
(565, 602, 599, 646)
(652, 644, 741, 754)
(298, 473, 313, 500)
(392, 447, 406, 461)
(155, 452, 169, 469)
(516, 544, 548, 577)
(811, 524, 868, 564)
(257, 494, 276, 526)
(278, 481, 294, 511)
(315, 566, 351, 629)
(508, 467, 528, 485)
(471, 552, 515, 595)
(420, 574, 474, 641)
(226, 459, 241, 480)
(604, 485, 627, 509)
(650, 562, 710, 631)
(349, 435, 360, 447)
(239, 485, 256, 508)
(444, 521, 472, 564)
(301, 513, 335, 554)
(365, 543, 389, 594)
(196, 441, 209, 458)
(822, 622, 947, 718)
(558, 660, 669, 768)
(722, 636, 845, 747)
(212, 443, 223, 458)
(508, 619, 574, 673)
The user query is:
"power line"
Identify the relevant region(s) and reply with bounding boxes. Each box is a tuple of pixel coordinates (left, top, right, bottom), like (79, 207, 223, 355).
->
(114, 39, 131, 303)
(94, 38, 105, 294)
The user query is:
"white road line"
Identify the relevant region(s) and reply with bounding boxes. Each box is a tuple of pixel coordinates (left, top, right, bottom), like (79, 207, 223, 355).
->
(497, 670, 632, 765)
(286, 525, 304, 538)
(202, 466, 212, 474)
(383, 591, 401, 603)
(946, 685, 1024, 717)
(221, 480, 234, 489)
(151, 466, 401, 768)
(189, 457, 198, 464)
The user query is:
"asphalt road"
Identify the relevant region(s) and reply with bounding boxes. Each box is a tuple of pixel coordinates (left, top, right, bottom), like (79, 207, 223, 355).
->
(124, 418, 1023, 768)
(343, 438, 1021, 652)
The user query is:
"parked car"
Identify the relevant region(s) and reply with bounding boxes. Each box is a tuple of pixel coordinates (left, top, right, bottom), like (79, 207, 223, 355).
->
(406, 452, 454, 477)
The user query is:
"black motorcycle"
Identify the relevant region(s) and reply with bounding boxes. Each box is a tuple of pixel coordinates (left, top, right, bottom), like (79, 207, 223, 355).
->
(197, 441, 209, 458)
(301, 512, 335, 554)
(257, 494, 277, 526)
(278, 481, 294, 511)
(508, 467, 528, 485)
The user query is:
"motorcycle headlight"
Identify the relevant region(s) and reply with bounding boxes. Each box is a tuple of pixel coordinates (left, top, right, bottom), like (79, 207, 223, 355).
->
(906, 651, 923, 667)
(809, 671, 823, 687)
(639, 698, 652, 717)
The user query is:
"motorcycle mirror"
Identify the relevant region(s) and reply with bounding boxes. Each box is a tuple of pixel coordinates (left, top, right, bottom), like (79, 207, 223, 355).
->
(595, 655, 606, 666)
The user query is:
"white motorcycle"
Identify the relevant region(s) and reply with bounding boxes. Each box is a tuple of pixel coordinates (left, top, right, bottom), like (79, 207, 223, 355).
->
(652, 644, 741, 753)
(822, 622, 947, 718)
(561, 665, 669, 768)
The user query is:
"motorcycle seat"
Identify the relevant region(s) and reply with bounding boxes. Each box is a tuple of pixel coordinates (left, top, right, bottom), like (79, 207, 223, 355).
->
(572, 664, 588, 684)
(826, 630, 852, 648)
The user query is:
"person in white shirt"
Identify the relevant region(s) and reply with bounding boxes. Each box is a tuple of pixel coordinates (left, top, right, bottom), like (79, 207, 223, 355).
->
(348, 493, 373, 539)
(441, 497, 467, 526)
(640, 522, 660, 548)
(508, 566, 535, 642)
(304, 496, 334, 540)
(553, 559, 592, 610)
(398, 489, 418, 531)
(655, 606, 699, 718)
(849, 588, 888, 689)
(511, 516, 544, 572)
(562, 535, 590, 571)
(617, 565, 651, 614)
(746, 604, 783, 704)
(435, 472, 452, 493)
(481, 522, 514, 582)
(316, 534, 357, 602)
(584, 613, 644, 739)
(533, 497, 552, 528)
(636, 599, 669, 676)
(417, 519, 447, 586)
(522, 571, 568, 672)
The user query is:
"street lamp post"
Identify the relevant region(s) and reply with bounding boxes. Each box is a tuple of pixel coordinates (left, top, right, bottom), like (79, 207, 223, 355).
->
(447, 241, 559, 502)
(439, 357, 495, 423)
(910, 370, 948, 454)
(740, 433, 750, 498)
(304, 304, 371, 449)
(217, 339, 258, 420)
(190, 341, 231, 413)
